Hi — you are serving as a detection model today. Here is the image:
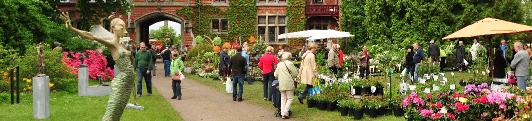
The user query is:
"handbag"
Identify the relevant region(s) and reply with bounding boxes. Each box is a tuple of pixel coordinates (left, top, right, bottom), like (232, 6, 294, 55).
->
(172, 72, 181, 80)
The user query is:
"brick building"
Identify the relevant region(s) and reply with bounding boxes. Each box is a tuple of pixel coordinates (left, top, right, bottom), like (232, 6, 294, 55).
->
(58, 0, 340, 49)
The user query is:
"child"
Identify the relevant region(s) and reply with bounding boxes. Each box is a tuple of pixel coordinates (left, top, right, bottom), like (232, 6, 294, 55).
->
(170, 53, 184, 100)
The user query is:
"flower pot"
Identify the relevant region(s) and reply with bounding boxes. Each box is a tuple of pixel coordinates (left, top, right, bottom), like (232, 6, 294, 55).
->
(318, 102, 327, 110)
(340, 108, 349, 116)
(393, 107, 405, 117)
(327, 101, 337, 111)
(362, 87, 371, 95)
(348, 108, 356, 116)
(368, 109, 378, 118)
(307, 99, 315, 108)
(353, 109, 363, 119)
(354, 86, 362, 95)
(377, 86, 384, 95)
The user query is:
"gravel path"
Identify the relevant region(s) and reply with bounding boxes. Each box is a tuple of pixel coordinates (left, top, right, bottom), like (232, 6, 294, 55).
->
(150, 62, 288, 121)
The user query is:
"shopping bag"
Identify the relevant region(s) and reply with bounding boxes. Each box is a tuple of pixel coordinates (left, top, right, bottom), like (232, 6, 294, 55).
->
(225, 77, 233, 93)
(179, 71, 186, 80)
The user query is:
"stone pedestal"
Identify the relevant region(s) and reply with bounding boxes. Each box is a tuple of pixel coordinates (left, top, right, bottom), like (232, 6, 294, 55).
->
(78, 66, 111, 96)
(33, 75, 50, 119)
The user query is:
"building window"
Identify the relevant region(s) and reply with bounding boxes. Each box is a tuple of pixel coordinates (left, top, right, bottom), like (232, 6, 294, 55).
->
(313, 0, 323, 4)
(211, 19, 228, 33)
(257, 15, 287, 44)
(214, 0, 227, 3)
(257, 0, 286, 3)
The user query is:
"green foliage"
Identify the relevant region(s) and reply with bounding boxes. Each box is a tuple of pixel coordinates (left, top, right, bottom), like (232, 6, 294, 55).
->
(176, 1, 226, 38)
(150, 25, 181, 46)
(62, 36, 100, 52)
(76, 0, 131, 30)
(287, 0, 306, 47)
(186, 43, 213, 69)
(341, 0, 525, 52)
(0, 0, 70, 53)
(194, 35, 205, 45)
(227, 0, 256, 37)
(16, 44, 75, 92)
(213, 37, 223, 46)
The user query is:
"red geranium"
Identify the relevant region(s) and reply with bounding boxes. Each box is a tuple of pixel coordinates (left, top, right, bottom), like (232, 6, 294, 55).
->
(436, 102, 443, 108)
(447, 113, 456, 120)
(431, 113, 443, 120)
(454, 102, 470, 112)
(473, 96, 488, 104)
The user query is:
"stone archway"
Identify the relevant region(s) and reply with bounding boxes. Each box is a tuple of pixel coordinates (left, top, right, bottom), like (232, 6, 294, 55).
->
(134, 12, 186, 48)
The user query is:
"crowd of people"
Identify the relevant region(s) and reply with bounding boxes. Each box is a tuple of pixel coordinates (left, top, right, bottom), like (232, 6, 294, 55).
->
(400, 40, 531, 91)
(131, 39, 530, 120)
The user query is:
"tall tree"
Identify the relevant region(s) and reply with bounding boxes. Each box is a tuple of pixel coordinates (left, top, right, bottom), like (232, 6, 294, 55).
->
(150, 25, 181, 46)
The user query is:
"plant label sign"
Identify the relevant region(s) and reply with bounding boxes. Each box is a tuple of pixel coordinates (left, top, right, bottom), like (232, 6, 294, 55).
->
(400, 82, 408, 95)
(371, 86, 376, 93)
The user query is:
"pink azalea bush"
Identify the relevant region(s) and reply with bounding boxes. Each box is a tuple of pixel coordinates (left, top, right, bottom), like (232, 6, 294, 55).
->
(63, 50, 114, 81)
(402, 84, 525, 120)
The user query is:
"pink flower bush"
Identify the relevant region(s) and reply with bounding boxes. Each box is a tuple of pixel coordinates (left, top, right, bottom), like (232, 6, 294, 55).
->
(402, 87, 524, 120)
(63, 50, 114, 81)
(419, 109, 433, 117)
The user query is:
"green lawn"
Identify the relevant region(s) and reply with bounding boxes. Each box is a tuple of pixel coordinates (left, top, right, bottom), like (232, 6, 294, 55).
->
(187, 74, 405, 121)
(0, 84, 182, 121)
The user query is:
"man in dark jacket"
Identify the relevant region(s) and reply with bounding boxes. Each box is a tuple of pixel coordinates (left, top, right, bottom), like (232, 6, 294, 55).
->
(230, 47, 247, 102)
(413, 43, 424, 82)
(456, 41, 466, 71)
(428, 40, 440, 63)
(135, 42, 154, 96)
(161, 46, 172, 77)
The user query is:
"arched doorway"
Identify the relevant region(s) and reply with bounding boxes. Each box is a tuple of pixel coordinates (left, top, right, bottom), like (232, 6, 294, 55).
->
(134, 12, 185, 49)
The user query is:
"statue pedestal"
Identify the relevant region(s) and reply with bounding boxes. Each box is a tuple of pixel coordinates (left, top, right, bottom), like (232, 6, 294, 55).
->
(33, 75, 50, 119)
(78, 66, 111, 96)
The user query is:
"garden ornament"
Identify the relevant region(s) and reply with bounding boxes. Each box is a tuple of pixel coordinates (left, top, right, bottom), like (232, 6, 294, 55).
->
(61, 12, 136, 121)
(37, 43, 45, 76)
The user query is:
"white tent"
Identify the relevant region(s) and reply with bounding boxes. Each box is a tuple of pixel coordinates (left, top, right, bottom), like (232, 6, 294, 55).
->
(277, 29, 353, 41)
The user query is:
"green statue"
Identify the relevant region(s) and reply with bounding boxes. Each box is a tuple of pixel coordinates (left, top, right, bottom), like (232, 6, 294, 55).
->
(60, 12, 134, 121)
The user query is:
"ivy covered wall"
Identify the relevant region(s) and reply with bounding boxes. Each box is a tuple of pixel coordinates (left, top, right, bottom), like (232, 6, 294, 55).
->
(287, 0, 306, 47)
(227, 0, 257, 39)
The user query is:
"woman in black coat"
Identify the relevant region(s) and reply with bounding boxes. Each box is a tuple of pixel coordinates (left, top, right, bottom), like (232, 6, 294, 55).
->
(405, 46, 415, 83)
(493, 47, 507, 78)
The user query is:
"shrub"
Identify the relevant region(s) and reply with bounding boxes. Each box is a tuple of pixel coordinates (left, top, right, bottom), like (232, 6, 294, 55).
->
(63, 49, 114, 81)
(16, 44, 75, 92)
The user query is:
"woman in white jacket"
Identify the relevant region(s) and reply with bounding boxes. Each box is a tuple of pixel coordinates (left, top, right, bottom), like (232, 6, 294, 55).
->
(274, 52, 299, 119)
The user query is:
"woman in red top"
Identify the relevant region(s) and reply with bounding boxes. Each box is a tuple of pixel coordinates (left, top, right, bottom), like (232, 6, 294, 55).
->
(258, 46, 279, 100)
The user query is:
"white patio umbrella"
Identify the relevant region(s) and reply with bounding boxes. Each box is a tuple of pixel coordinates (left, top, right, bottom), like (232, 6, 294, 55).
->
(277, 29, 353, 41)
(306, 31, 353, 41)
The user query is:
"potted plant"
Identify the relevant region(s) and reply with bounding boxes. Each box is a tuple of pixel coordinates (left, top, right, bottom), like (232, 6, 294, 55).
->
(352, 100, 364, 119)
(391, 96, 405, 117)
(337, 99, 350, 116)
(364, 98, 384, 118)
(307, 95, 317, 108)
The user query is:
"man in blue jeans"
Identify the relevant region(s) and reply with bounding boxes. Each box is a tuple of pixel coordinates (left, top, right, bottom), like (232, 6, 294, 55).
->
(135, 42, 154, 97)
(161, 46, 172, 77)
(412, 43, 425, 83)
(510, 41, 530, 90)
(230, 47, 247, 102)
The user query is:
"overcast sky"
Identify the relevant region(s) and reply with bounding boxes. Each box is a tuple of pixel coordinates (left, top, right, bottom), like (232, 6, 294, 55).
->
(149, 21, 181, 36)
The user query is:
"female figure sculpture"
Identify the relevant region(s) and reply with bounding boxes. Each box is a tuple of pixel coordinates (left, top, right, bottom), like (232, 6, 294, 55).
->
(60, 12, 134, 121)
